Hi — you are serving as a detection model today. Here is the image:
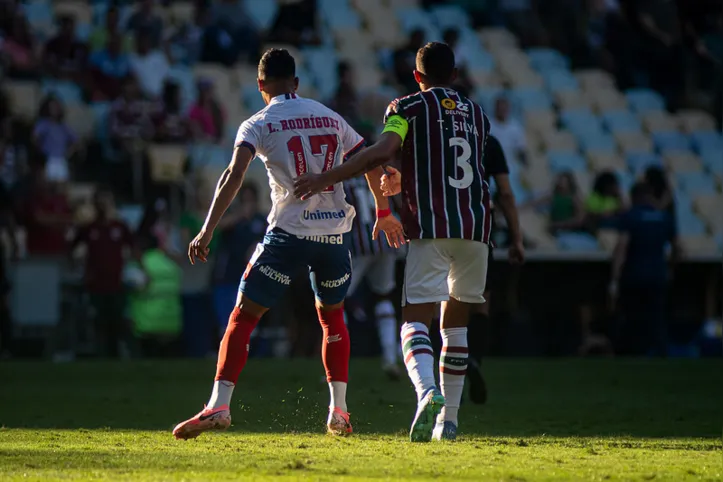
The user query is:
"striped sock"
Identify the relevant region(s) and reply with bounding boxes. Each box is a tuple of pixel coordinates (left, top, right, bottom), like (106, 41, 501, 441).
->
(439, 327, 469, 425)
(401, 322, 437, 402)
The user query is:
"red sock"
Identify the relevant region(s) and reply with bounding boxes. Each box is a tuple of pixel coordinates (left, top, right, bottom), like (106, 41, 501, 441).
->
(215, 307, 260, 383)
(317, 306, 350, 383)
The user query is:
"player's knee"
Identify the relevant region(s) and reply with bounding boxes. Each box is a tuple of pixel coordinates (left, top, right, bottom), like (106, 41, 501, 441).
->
(316, 299, 344, 314)
(234, 293, 268, 320)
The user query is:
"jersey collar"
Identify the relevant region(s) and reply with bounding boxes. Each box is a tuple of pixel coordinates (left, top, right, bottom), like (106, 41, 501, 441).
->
(269, 92, 299, 105)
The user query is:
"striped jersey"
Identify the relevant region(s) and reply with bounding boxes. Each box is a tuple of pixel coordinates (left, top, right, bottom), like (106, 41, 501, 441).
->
(234, 93, 365, 236)
(343, 177, 394, 257)
(384, 87, 492, 243)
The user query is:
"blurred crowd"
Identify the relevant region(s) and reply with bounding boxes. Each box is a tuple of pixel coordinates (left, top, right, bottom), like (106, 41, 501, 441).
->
(0, 0, 720, 360)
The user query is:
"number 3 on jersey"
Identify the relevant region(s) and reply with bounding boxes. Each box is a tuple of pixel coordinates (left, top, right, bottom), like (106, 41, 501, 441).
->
(448, 137, 473, 190)
(288, 134, 340, 193)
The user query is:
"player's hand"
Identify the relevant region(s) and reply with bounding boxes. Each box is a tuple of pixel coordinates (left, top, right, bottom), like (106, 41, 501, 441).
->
(293, 173, 330, 200)
(380, 167, 402, 197)
(508, 240, 525, 265)
(373, 215, 406, 249)
(188, 229, 213, 265)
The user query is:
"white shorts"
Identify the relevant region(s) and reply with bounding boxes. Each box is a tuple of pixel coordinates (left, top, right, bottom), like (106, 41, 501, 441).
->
(403, 239, 489, 306)
(348, 252, 397, 297)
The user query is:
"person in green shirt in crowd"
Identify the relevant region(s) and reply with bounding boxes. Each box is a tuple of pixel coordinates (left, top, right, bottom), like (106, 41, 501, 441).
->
(524, 171, 586, 233)
(586, 171, 625, 229)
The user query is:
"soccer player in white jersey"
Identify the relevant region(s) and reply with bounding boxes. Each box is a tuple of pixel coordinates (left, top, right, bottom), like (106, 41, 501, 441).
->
(173, 49, 405, 440)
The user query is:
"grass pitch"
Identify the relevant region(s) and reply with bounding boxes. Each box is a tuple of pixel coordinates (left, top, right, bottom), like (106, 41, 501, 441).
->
(0, 358, 720, 481)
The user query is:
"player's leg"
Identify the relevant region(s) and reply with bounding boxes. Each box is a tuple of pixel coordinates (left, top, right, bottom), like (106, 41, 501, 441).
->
(434, 240, 489, 441)
(402, 239, 451, 442)
(466, 246, 494, 405)
(309, 235, 353, 435)
(344, 255, 371, 323)
(366, 252, 401, 379)
(173, 233, 296, 440)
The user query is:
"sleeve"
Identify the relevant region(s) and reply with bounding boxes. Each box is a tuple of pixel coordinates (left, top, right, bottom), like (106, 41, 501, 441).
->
(484, 135, 509, 177)
(234, 118, 262, 156)
(337, 115, 366, 160)
(381, 97, 412, 143)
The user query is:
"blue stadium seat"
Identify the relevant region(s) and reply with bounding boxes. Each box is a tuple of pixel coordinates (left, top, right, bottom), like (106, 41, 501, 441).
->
(690, 131, 723, 153)
(548, 152, 587, 173)
(700, 149, 723, 176)
(652, 131, 690, 152)
(319, 0, 361, 30)
(244, 0, 278, 30)
(242, 85, 265, 112)
(466, 50, 495, 72)
(90, 101, 110, 141)
(42, 80, 83, 104)
(626, 152, 662, 175)
(511, 88, 552, 112)
(396, 6, 440, 40)
(674, 190, 693, 218)
(542, 70, 579, 92)
(616, 171, 635, 194)
(557, 232, 600, 251)
(579, 132, 616, 153)
(601, 111, 642, 133)
(625, 88, 666, 113)
(676, 172, 718, 194)
(303, 47, 338, 99)
(678, 211, 707, 236)
(560, 109, 603, 139)
(527, 48, 570, 71)
(430, 4, 471, 30)
(474, 87, 504, 111)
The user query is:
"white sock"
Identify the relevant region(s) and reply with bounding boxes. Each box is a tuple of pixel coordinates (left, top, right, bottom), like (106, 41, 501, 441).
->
(439, 327, 468, 425)
(207, 380, 235, 409)
(375, 300, 398, 366)
(400, 322, 437, 402)
(329, 381, 348, 412)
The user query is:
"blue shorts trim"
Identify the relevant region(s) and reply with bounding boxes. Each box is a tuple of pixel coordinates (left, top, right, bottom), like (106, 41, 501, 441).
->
(239, 228, 352, 308)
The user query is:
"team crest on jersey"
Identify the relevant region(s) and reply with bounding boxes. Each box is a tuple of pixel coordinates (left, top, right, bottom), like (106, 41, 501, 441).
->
(441, 98, 457, 110)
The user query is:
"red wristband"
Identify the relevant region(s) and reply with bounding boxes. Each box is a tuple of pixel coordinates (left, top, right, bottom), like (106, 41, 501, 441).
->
(376, 208, 392, 218)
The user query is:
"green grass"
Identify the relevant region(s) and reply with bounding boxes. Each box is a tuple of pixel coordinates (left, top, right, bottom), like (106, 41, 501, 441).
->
(0, 358, 721, 481)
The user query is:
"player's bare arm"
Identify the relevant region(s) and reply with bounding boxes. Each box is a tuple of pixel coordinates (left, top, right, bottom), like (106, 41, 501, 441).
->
(293, 132, 402, 199)
(380, 166, 401, 197)
(189, 145, 254, 265)
(493, 174, 525, 264)
(365, 166, 406, 248)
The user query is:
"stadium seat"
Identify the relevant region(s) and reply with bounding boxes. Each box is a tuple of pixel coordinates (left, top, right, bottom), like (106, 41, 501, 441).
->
(588, 151, 626, 172)
(615, 131, 654, 154)
(625, 88, 666, 113)
(524, 110, 556, 135)
(521, 163, 552, 194)
(694, 194, 723, 231)
(4, 81, 40, 120)
(542, 131, 578, 153)
(597, 229, 618, 252)
(474, 87, 504, 111)
(493, 47, 530, 69)
(590, 89, 628, 113)
(54, 1, 92, 25)
(700, 149, 723, 176)
(676, 172, 718, 194)
(652, 131, 690, 152)
(690, 131, 723, 153)
(678, 211, 707, 236)
(548, 152, 587, 173)
(680, 235, 720, 255)
(90, 101, 111, 140)
(168, 2, 194, 24)
(527, 48, 569, 71)
(23, 1, 54, 36)
(511, 88, 552, 112)
(579, 132, 616, 154)
(557, 232, 600, 251)
(429, 4, 471, 30)
(626, 152, 662, 175)
(542, 70, 579, 92)
(41, 80, 83, 105)
(478, 28, 518, 50)
(244, 0, 278, 30)
(65, 104, 95, 140)
(677, 109, 717, 133)
(147, 145, 187, 184)
(519, 211, 558, 249)
(575, 69, 616, 91)
(663, 151, 701, 173)
(640, 112, 678, 133)
(303, 47, 339, 99)
(559, 109, 599, 135)
(616, 170, 635, 195)
(602, 111, 642, 133)
(554, 90, 591, 110)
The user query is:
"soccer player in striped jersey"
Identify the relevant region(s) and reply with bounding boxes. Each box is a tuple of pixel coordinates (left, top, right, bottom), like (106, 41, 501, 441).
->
(343, 177, 402, 379)
(294, 42, 492, 442)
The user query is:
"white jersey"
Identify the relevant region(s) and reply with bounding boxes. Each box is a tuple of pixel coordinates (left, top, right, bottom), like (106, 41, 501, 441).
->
(235, 93, 365, 236)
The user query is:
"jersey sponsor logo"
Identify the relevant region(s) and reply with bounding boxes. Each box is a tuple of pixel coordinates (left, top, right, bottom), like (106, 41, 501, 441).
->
(303, 209, 347, 221)
(441, 98, 457, 110)
(326, 334, 342, 343)
(258, 265, 292, 285)
(296, 234, 344, 244)
(320, 272, 350, 288)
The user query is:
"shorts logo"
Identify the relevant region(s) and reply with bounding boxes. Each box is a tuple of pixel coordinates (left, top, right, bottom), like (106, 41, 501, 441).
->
(303, 209, 347, 221)
(326, 334, 342, 343)
(258, 265, 291, 285)
(320, 272, 350, 288)
(297, 234, 344, 244)
(441, 98, 457, 110)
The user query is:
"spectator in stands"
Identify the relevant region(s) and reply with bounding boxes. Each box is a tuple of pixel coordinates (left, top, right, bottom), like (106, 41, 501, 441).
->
(110, 77, 154, 150)
(168, 2, 206, 65)
(442, 28, 473, 96)
(129, 31, 170, 100)
(211, 184, 267, 334)
(20, 162, 72, 256)
(204, 0, 260, 65)
(128, 234, 183, 358)
(89, 34, 132, 101)
(43, 15, 87, 84)
(393, 29, 425, 95)
(268, 0, 320, 47)
(610, 182, 680, 356)
(329, 62, 363, 132)
(89, 5, 133, 54)
(526, 172, 586, 233)
(71, 188, 135, 357)
(586, 171, 624, 229)
(490, 96, 527, 166)
(137, 197, 180, 257)
(33, 96, 78, 184)
(126, 0, 164, 50)
(0, 13, 39, 79)
(189, 79, 225, 144)
(153, 81, 190, 144)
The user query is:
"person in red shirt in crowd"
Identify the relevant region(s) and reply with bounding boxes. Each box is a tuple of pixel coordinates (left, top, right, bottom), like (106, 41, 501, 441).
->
(21, 164, 73, 256)
(71, 188, 134, 357)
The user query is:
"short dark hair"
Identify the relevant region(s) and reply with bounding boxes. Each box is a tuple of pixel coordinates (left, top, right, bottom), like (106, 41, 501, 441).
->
(630, 182, 652, 204)
(416, 42, 455, 84)
(258, 48, 296, 81)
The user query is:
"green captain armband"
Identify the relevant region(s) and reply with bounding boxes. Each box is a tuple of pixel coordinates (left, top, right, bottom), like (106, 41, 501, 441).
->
(381, 115, 409, 142)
